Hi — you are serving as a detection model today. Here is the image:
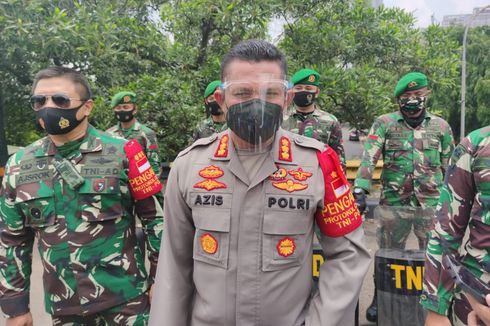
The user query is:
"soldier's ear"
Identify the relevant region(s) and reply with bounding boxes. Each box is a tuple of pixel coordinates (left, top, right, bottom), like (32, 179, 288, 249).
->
(82, 100, 94, 117)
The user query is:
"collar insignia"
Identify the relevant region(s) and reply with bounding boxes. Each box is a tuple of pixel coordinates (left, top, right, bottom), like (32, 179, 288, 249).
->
(278, 136, 292, 162)
(289, 167, 312, 181)
(199, 165, 224, 179)
(277, 237, 296, 257)
(200, 233, 218, 254)
(214, 134, 229, 158)
(194, 179, 227, 191)
(272, 179, 308, 193)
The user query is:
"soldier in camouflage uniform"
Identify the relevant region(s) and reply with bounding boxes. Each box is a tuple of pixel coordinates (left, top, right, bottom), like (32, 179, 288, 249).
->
(282, 68, 345, 167)
(191, 80, 228, 141)
(421, 125, 490, 326)
(353, 71, 454, 322)
(106, 91, 161, 177)
(0, 67, 163, 326)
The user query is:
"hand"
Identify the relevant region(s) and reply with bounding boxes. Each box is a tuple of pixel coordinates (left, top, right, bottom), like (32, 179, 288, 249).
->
(352, 187, 367, 214)
(5, 312, 33, 326)
(467, 293, 490, 326)
(424, 310, 451, 326)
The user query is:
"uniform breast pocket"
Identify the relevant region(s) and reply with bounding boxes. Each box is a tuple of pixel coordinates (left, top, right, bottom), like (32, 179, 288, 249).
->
(193, 209, 231, 269)
(262, 212, 311, 272)
(78, 178, 123, 222)
(384, 139, 408, 165)
(423, 139, 442, 167)
(16, 193, 56, 228)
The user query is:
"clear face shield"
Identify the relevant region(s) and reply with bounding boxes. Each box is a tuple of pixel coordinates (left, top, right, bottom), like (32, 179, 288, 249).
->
(221, 77, 290, 151)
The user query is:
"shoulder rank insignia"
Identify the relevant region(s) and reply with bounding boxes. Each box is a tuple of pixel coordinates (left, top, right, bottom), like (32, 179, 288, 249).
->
(214, 134, 229, 158)
(278, 136, 292, 162)
(201, 233, 218, 254)
(272, 179, 307, 193)
(277, 237, 296, 257)
(194, 179, 227, 191)
(288, 167, 312, 181)
(199, 165, 224, 179)
(269, 167, 287, 181)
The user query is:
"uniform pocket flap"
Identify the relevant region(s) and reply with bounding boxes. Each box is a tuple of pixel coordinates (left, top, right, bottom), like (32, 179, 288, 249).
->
(193, 209, 231, 232)
(263, 213, 310, 235)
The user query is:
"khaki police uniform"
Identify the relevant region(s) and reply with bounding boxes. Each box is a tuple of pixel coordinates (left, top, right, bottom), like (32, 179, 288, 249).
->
(149, 128, 370, 326)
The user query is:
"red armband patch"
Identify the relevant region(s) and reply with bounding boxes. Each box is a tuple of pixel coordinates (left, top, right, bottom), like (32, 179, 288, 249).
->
(124, 140, 162, 200)
(315, 147, 362, 237)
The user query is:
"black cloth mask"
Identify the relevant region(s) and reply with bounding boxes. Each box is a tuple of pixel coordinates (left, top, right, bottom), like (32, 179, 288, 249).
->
(115, 110, 135, 123)
(399, 96, 426, 128)
(37, 104, 86, 135)
(293, 91, 316, 107)
(226, 99, 282, 145)
(205, 101, 223, 116)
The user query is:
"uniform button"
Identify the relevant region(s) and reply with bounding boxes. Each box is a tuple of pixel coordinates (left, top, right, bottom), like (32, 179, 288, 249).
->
(420, 294, 427, 301)
(30, 208, 41, 219)
(109, 186, 114, 190)
(296, 137, 303, 143)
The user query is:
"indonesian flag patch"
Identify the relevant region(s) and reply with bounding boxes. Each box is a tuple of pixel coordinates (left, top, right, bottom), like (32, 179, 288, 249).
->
(124, 140, 162, 200)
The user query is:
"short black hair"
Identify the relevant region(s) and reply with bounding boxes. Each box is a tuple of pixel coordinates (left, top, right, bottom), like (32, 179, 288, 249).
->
(220, 39, 287, 80)
(32, 66, 92, 100)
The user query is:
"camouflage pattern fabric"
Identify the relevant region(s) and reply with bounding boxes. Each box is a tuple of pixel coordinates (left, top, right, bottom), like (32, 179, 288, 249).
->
(354, 111, 454, 248)
(421, 125, 490, 324)
(282, 107, 346, 167)
(106, 120, 161, 176)
(191, 117, 227, 142)
(51, 291, 150, 326)
(0, 125, 163, 318)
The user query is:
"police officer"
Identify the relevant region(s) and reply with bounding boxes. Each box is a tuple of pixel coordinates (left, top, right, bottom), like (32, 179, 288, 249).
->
(149, 39, 370, 326)
(0, 67, 163, 325)
(191, 80, 228, 141)
(106, 91, 161, 177)
(353, 71, 455, 322)
(422, 125, 490, 325)
(282, 68, 345, 167)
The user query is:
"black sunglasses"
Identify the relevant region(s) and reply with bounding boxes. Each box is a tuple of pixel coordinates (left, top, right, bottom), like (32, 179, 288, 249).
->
(30, 94, 87, 110)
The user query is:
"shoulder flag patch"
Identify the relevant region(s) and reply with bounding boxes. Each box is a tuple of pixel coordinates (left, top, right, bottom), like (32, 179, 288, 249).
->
(124, 140, 162, 200)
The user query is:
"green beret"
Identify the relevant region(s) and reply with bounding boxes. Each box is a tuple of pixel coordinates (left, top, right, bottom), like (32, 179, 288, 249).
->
(111, 91, 136, 108)
(291, 69, 320, 86)
(394, 72, 428, 97)
(204, 80, 221, 98)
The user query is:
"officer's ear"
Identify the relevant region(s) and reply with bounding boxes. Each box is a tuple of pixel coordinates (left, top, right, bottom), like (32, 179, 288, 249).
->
(133, 104, 138, 115)
(314, 86, 320, 96)
(82, 99, 94, 117)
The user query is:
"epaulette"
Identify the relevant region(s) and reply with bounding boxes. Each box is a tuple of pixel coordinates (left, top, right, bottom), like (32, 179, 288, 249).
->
(293, 134, 324, 152)
(177, 134, 218, 158)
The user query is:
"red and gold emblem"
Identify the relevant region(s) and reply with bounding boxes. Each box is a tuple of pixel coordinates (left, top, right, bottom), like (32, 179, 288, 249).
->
(277, 237, 296, 257)
(272, 179, 308, 193)
(278, 136, 292, 162)
(201, 233, 218, 254)
(194, 179, 227, 191)
(214, 134, 229, 158)
(58, 117, 70, 129)
(308, 75, 316, 83)
(123, 95, 131, 103)
(288, 167, 312, 181)
(199, 165, 224, 179)
(269, 167, 287, 181)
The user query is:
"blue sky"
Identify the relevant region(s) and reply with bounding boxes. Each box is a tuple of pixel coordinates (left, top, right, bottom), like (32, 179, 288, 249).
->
(383, 0, 490, 27)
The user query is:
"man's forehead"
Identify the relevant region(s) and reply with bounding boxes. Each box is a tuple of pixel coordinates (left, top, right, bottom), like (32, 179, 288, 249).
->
(402, 86, 428, 95)
(223, 59, 284, 82)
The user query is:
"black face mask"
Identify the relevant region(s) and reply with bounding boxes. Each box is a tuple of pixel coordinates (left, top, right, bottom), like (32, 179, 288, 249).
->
(205, 101, 223, 116)
(115, 110, 135, 123)
(226, 99, 283, 145)
(293, 91, 316, 107)
(37, 104, 86, 135)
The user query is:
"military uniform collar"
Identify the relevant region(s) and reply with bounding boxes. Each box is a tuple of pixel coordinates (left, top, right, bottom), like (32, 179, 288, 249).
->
(294, 106, 320, 118)
(37, 125, 103, 157)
